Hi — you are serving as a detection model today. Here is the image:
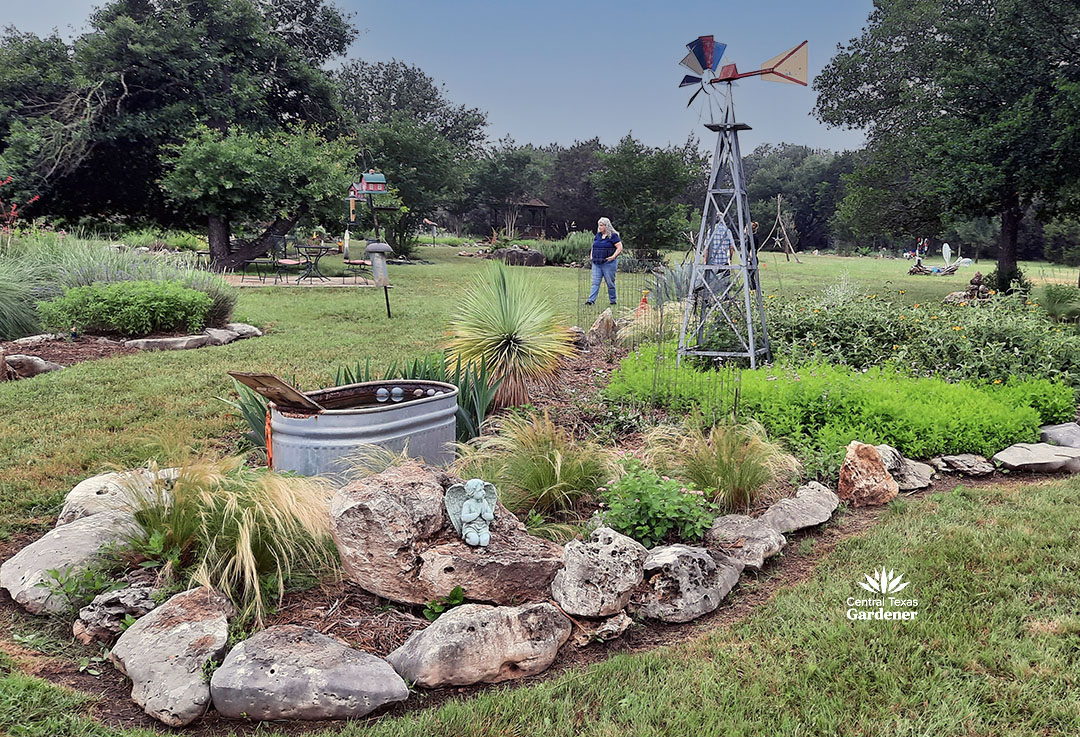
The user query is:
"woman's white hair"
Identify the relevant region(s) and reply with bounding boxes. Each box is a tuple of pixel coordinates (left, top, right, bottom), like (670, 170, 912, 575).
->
(597, 217, 618, 238)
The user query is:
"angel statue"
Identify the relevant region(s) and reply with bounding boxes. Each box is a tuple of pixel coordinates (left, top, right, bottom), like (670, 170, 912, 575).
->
(445, 478, 497, 547)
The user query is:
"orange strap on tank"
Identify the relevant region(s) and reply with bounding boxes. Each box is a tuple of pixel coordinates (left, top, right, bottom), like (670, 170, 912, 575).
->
(264, 409, 273, 467)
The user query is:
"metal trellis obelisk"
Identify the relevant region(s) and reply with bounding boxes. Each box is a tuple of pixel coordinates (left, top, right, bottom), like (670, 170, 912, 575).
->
(675, 36, 808, 368)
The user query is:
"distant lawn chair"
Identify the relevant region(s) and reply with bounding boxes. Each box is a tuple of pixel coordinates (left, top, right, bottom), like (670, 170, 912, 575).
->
(341, 241, 372, 284)
(272, 237, 309, 283)
(240, 247, 274, 282)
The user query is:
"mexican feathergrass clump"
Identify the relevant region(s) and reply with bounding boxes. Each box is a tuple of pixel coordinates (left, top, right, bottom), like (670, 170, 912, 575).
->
(124, 456, 339, 626)
(644, 420, 799, 512)
(455, 411, 617, 523)
(447, 261, 575, 408)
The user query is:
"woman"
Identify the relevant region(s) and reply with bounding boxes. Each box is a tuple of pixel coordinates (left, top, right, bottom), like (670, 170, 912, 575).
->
(586, 217, 623, 306)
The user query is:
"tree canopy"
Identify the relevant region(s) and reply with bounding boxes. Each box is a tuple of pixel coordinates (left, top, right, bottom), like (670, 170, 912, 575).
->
(815, 0, 1080, 287)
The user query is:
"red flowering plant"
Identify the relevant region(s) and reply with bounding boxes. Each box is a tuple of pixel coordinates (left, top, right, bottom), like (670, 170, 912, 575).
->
(0, 176, 41, 249)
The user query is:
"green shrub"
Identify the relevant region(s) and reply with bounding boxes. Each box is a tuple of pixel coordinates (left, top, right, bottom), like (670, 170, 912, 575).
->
(455, 411, 617, 517)
(125, 457, 339, 626)
(39, 280, 213, 336)
(644, 421, 799, 512)
(607, 346, 1074, 480)
(539, 232, 592, 265)
(599, 460, 716, 548)
(765, 289, 1080, 386)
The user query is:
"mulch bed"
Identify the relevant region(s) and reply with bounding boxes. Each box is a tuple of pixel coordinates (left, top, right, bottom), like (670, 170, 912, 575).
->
(0, 336, 140, 368)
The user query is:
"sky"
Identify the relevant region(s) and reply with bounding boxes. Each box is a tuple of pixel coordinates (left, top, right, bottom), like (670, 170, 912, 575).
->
(5, 0, 873, 154)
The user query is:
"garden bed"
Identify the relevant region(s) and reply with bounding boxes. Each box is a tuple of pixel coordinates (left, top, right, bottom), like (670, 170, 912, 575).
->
(0, 336, 139, 368)
(0, 472, 1026, 735)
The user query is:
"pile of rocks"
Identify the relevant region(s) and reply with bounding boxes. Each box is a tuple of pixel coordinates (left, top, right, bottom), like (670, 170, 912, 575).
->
(6, 425, 1080, 727)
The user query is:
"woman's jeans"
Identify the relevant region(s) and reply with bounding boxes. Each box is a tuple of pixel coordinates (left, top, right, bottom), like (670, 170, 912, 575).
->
(588, 259, 618, 304)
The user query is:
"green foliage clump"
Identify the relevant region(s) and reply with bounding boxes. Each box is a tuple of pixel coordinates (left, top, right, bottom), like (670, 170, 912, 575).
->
(38, 280, 213, 337)
(125, 457, 339, 626)
(599, 460, 716, 549)
(1040, 284, 1080, 323)
(36, 565, 124, 612)
(539, 232, 592, 265)
(607, 345, 1074, 481)
(423, 586, 465, 621)
(766, 289, 1080, 386)
(455, 411, 616, 518)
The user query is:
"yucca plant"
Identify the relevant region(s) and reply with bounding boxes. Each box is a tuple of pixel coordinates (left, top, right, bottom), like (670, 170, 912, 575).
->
(644, 420, 799, 512)
(455, 411, 617, 518)
(447, 261, 575, 408)
(123, 456, 339, 626)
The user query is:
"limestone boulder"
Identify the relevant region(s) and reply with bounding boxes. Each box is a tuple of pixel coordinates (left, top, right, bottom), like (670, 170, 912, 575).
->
(203, 328, 240, 346)
(57, 468, 175, 526)
(109, 587, 233, 727)
(125, 335, 209, 351)
(210, 626, 408, 721)
(75, 579, 159, 644)
(1040, 423, 1080, 449)
(760, 481, 840, 533)
(550, 527, 648, 617)
(0, 511, 137, 614)
(837, 442, 899, 507)
(875, 444, 934, 491)
(4, 354, 63, 378)
(572, 611, 633, 648)
(992, 443, 1080, 473)
(636, 545, 743, 623)
(929, 454, 995, 476)
(331, 462, 563, 605)
(11, 333, 59, 346)
(387, 603, 571, 687)
(225, 322, 262, 338)
(704, 515, 786, 570)
(568, 326, 588, 350)
(588, 308, 617, 345)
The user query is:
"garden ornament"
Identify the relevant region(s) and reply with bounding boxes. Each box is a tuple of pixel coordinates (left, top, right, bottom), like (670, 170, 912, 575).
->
(445, 478, 497, 547)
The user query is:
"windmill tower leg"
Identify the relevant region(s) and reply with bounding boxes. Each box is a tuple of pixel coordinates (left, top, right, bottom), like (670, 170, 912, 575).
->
(677, 84, 771, 368)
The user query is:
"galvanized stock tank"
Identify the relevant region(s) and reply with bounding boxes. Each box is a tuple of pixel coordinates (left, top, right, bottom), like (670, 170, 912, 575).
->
(268, 379, 458, 477)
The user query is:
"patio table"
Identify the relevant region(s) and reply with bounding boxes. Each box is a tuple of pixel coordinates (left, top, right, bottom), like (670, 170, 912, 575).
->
(295, 244, 334, 283)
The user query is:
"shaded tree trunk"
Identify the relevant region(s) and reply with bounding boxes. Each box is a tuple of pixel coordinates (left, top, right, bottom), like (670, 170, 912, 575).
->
(996, 190, 1021, 290)
(210, 203, 310, 271)
(208, 215, 231, 266)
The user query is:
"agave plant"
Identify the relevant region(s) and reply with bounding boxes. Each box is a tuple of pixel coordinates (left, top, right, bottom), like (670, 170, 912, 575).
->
(447, 261, 575, 408)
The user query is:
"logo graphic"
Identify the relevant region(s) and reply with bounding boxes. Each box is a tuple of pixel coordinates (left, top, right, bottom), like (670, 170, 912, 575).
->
(857, 568, 910, 595)
(846, 567, 918, 621)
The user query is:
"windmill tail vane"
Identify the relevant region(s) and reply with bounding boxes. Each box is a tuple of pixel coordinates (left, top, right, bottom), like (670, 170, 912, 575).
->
(679, 35, 809, 106)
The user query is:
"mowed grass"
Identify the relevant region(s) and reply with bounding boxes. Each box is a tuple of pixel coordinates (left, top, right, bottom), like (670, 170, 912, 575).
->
(3, 477, 1079, 736)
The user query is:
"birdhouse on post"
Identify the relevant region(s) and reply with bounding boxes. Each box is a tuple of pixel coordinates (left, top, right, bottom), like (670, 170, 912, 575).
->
(359, 171, 387, 193)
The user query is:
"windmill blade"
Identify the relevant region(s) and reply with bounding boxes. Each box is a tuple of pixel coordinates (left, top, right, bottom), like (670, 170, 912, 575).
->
(680, 74, 703, 88)
(680, 51, 705, 76)
(761, 41, 809, 85)
(686, 85, 707, 107)
(687, 35, 727, 73)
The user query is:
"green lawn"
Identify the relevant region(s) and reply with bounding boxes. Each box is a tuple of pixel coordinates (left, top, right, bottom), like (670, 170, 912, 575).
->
(2, 246, 1079, 735)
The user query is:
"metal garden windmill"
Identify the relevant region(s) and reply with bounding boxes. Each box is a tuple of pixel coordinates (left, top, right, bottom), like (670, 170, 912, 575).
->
(676, 36, 808, 368)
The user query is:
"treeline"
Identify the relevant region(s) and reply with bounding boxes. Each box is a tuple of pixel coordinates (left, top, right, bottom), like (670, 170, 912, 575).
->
(2, 0, 1079, 274)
